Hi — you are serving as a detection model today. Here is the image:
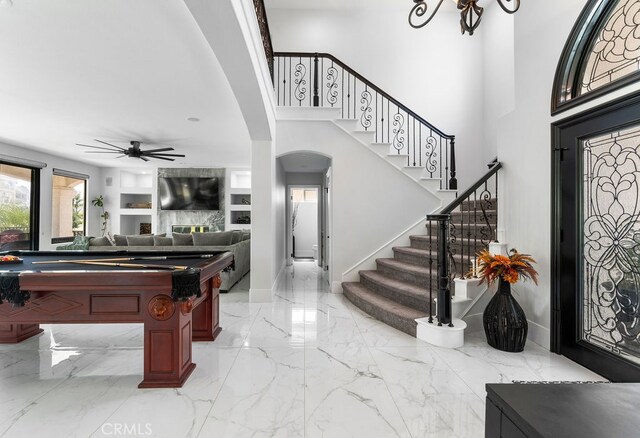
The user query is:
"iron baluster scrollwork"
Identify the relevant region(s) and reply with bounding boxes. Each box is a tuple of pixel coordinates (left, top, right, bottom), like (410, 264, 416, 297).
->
(360, 87, 373, 130)
(294, 59, 307, 105)
(392, 111, 406, 154)
(326, 63, 339, 107)
(273, 52, 456, 189)
(427, 160, 502, 325)
(425, 135, 438, 176)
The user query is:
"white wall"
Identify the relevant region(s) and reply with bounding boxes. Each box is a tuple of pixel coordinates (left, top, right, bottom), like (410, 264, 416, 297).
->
(495, 0, 640, 349)
(274, 159, 287, 278)
(277, 120, 441, 287)
(482, 4, 515, 162)
(1, 142, 102, 249)
(268, 6, 487, 189)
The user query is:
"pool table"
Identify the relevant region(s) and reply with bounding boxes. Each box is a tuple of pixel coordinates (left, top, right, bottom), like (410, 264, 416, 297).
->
(0, 250, 234, 389)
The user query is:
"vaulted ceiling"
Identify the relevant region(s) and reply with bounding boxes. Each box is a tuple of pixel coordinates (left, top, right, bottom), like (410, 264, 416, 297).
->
(0, 0, 250, 168)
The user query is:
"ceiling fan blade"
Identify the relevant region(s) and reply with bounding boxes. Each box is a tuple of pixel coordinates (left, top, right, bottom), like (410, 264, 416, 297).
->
(94, 139, 126, 151)
(115, 155, 126, 158)
(140, 156, 150, 162)
(84, 151, 123, 154)
(147, 155, 175, 161)
(142, 147, 174, 153)
(77, 143, 121, 152)
(146, 153, 185, 157)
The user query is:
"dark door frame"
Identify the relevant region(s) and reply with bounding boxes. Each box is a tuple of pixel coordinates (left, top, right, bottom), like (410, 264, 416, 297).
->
(551, 90, 640, 381)
(0, 160, 40, 251)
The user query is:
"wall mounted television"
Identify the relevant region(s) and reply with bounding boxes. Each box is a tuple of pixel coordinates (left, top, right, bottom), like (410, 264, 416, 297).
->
(159, 177, 220, 211)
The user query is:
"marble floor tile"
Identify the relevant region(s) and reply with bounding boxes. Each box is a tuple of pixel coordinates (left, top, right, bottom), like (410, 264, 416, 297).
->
(0, 262, 608, 438)
(305, 346, 411, 438)
(430, 334, 607, 398)
(92, 346, 240, 438)
(0, 350, 140, 438)
(199, 346, 305, 438)
(370, 346, 483, 437)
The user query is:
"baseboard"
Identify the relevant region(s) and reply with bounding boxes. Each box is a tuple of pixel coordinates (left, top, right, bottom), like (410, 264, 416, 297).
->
(341, 217, 430, 283)
(331, 281, 343, 294)
(463, 314, 551, 350)
(273, 261, 287, 291)
(528, 320, 551, 350)
(250, 288, 272, 303)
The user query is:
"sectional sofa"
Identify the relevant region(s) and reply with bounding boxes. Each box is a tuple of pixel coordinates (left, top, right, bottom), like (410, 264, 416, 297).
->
(61, 230, 250, 292)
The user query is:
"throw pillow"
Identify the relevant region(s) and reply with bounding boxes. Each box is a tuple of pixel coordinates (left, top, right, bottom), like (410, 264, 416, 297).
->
(56, 235, 91, 250)
(113, 234, 128, 246)
(192, 231, 233, 246)
(172, 232, 193, 246)
(126, 235, 154, 246)
(153, 236, 173, 246)
(89, 236, 113, 247)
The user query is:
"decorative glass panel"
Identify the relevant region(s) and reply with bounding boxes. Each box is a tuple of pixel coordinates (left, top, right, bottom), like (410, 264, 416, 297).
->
(583, 123, 640, 364)
(580, 0, 640, 95)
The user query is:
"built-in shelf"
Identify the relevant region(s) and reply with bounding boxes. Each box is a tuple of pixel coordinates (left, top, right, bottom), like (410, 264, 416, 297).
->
(120, 193, 152, 209)
(120, 214, 153, 236)
(227, 170, 251, 231)
(120, 171, 153, 189)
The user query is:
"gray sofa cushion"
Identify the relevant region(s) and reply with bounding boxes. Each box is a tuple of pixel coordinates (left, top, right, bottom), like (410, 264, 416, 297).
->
(113, 234, 128, 246)
(153, 236, 173, 246)
(192, 231, 233, 246)
(241, 231, 251, 241)
(172, 233, 193, 245)
(126, 235, 154, 246)
(89, 236, 113, 247)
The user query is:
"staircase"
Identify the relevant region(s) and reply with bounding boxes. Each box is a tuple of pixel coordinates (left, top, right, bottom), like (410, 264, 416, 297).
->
(271, 51, 502, 343)
(343, 198, 497, 337)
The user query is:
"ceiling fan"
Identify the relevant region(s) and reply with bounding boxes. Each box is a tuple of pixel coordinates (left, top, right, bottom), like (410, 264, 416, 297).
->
(77, 140, 185, 162)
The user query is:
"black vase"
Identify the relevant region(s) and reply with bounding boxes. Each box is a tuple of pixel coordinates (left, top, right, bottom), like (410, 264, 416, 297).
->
(483, 279, 528, 352)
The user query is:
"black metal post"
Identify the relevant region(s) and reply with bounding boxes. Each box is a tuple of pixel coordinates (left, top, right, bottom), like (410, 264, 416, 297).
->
(435, 215, 452, 326)
(313, 53, 319, 107)
(449, 138, 458, 190)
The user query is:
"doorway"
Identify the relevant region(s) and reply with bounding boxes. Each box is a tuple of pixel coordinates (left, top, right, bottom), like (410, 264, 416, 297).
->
(552, 92, 640, 382)
(290, 186, 319, 263)
(277, 152, 332, 282)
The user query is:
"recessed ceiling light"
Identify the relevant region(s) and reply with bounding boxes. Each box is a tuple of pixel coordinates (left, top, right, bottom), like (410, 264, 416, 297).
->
(187, 117, 200, 122)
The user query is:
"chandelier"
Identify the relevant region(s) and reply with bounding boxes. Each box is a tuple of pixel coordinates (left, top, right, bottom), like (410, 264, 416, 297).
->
(409, 0, 521, 36)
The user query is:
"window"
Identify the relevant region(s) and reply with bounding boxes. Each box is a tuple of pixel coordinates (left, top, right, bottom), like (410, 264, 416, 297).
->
(291, 188, 318, 203)
(51, 169, 88, 243)
(0, 159, 42, 250)
(552, 0, 640, 114)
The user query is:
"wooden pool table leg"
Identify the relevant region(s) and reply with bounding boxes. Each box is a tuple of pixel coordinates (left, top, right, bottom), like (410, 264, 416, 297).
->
(0, 323, 44, 343)
(139, 294, 196, 389)
(192, 275, 222, 342)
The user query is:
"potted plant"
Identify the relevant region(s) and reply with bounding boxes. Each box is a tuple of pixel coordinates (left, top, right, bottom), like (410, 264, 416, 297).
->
(91, 195, 110, 237)
(476, 248, 538, 352)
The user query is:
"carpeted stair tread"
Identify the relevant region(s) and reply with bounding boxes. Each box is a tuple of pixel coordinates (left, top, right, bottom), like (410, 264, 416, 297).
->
(376, 258, 431, 276)
(392, 246, 430, 257)
(342, 282, 425, 336)
(360, 270, 430, 300)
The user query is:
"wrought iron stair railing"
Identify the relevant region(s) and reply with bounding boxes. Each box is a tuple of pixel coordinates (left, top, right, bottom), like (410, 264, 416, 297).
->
(426, 159, 502, 326)
(273, 52, 458, 190)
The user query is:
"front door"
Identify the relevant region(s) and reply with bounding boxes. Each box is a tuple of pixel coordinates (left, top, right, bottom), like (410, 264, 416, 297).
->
(553, 93, 640, 382)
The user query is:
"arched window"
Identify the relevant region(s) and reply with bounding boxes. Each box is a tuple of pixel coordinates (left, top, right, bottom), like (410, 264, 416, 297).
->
(552, 0, 640, 115)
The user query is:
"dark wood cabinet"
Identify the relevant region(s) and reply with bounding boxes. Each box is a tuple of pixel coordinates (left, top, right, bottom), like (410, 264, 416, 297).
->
(486, 383, 640, 438)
